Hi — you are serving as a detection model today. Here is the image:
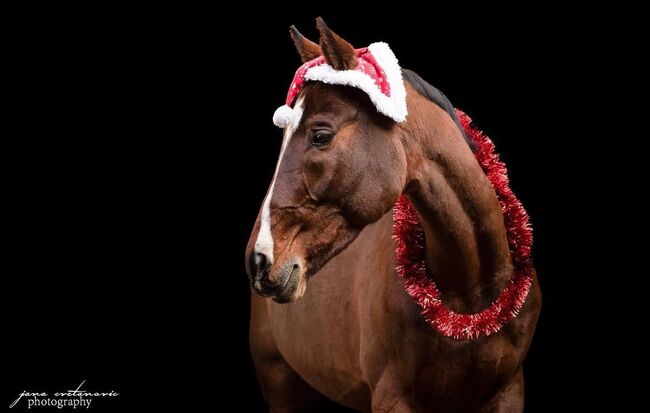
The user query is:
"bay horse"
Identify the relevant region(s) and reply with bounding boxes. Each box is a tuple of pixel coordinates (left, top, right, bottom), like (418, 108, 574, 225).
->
(246, 18, 541, 412)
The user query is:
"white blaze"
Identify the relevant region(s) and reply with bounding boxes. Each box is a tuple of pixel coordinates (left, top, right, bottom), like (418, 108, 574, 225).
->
(254, 98, 304, 266)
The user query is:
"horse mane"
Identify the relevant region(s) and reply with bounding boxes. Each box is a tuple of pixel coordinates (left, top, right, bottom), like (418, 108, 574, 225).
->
(402, 69, 475, 150)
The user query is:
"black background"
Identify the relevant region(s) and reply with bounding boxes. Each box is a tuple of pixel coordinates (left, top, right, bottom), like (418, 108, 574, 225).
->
(4, 5, 630, 412)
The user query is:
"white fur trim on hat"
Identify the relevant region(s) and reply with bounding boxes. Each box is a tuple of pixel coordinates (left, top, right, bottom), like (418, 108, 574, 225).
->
(304, 42, 407, 122)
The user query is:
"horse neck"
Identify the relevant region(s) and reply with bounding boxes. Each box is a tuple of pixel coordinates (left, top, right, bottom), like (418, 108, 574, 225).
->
(399, 89, 512, 312)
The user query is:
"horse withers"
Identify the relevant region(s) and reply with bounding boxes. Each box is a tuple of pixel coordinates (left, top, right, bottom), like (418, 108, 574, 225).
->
(245, 18, 540, 412)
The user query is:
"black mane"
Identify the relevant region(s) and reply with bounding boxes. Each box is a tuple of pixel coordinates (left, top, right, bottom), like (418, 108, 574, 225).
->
(402, 69, 474, 150)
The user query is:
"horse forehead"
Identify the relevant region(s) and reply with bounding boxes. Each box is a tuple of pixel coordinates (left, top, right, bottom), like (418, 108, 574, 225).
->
(302, 83, 361, 114)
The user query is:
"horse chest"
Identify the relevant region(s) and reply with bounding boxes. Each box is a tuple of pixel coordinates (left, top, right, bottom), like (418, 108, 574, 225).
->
(267, 268, 369, 404)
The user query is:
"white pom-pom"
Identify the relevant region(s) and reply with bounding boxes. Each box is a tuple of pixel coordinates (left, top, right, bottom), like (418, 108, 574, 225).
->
(273, 104, 294, 128)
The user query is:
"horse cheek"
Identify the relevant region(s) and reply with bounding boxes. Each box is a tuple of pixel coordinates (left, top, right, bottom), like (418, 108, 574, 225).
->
(303, 154, 337, 201)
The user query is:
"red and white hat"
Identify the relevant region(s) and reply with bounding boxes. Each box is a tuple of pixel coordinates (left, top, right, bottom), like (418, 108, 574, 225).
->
(273, 42, 408, 128)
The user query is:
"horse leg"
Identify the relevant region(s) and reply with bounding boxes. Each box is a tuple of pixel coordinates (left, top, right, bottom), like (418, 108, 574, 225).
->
(479, 369, 525, 413)
(250, 295, 324, 413)
(370, 371, 416, 413)
(253, 356, 325, 413)
(372, 397, 416, 413)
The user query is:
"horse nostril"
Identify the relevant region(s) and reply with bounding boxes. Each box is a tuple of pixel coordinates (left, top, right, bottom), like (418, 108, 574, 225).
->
(254, 251, 271, 280)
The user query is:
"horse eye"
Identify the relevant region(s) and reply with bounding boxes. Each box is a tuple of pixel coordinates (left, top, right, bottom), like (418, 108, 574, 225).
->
(310, 130, 334, 148)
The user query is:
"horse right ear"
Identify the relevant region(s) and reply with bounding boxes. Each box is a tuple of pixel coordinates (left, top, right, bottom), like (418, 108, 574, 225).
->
(316, 17, 357, 71)
(290, 25, 321, 63)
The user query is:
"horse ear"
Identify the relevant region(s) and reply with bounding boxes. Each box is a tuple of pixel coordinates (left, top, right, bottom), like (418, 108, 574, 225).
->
(290, 25, 321, 63)
(316, 17, 357, 70)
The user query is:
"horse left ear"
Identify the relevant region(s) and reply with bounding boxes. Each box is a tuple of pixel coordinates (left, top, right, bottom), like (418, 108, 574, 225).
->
(290, 25, 321, 63)
(316, 17, 357, 70)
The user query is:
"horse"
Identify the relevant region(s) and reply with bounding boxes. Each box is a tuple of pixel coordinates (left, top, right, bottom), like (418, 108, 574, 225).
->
(245, 18, 541, 412)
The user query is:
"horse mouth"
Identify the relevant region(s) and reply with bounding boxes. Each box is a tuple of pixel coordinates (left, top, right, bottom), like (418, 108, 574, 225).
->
(273, 262, 303, 303)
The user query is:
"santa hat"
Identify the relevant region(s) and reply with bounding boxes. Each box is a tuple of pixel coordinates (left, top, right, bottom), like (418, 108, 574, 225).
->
(273, 42, 407, 128)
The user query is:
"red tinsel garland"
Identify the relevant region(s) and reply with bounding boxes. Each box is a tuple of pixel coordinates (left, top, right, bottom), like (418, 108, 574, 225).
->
(392, 109, 533, 340)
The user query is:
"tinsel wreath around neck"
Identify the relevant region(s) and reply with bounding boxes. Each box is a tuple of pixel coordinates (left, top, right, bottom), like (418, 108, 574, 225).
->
(392, 109, 534, 340)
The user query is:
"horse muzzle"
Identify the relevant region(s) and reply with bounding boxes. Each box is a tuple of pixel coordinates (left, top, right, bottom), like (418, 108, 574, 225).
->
(250, 255, 305, 303)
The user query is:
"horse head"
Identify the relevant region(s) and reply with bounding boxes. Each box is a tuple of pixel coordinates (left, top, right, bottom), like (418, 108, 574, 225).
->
(245, 18, 407, 302)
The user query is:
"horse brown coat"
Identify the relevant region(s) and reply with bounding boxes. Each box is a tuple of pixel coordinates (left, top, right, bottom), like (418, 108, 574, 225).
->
(246, 19, 540, 412)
